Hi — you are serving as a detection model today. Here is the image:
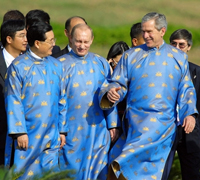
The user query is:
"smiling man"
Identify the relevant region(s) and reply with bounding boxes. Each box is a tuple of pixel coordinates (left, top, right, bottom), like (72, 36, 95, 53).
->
(57, 24, 120, 180)
(0, 19, 27, 166)
(4, 21, 67, 179)
(99, 12, 198, 180)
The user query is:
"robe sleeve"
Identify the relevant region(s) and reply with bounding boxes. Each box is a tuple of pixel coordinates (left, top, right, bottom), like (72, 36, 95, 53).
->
(99, 52, 129, 110)
(4, 63, 27, 136)
(98, 55, 122, 129)
(177, 59, 198, 124)
(58, 66, 68, 134)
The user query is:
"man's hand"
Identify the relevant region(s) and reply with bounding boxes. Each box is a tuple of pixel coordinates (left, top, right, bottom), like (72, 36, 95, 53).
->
(109, 128, 120, 142)
(17, 134, 29, 150)
(60, 134, 66, 150)
(182, 115, 196, 134)
(107, 87, 121, 103)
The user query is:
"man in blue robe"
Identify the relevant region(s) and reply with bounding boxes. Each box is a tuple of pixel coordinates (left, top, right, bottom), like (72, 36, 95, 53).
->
(4, 21, 67, 179)
(99, 12, 198, 180)
(57, 24, 120, 180)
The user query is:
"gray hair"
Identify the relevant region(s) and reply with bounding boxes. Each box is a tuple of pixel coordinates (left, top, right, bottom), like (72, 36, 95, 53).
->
(142, 12, 167, 31)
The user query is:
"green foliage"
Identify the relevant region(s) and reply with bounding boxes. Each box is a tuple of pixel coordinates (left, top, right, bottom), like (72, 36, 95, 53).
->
(0, 166, 74, 180)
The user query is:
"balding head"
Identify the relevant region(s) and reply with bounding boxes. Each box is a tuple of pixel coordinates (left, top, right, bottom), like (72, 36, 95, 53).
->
(71, 24, 93, 39)
(64, 16, 87, 47)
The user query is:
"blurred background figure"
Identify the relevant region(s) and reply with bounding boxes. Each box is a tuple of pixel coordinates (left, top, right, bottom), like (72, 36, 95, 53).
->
(25, 9, 60, 54)
(0, 10, 25, 166)
(130, 22, 145, 47)
(52, 16, 87, 58)
(106, 41, 129, 128)
(163, 29, 200, 180)
(107, 41, 129, 74)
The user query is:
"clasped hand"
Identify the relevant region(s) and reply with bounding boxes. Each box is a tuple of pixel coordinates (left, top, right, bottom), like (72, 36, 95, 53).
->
(107, 87, 121, 103)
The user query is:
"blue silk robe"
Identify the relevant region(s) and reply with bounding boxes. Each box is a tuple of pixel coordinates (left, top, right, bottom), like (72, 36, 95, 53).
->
(99, 43, 198, 180)
(4, 51, 67, 179)
(57, 51, 120, 180)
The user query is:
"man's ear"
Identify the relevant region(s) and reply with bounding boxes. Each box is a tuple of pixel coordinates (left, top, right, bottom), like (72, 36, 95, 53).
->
(160, 27, 166, 38)
(34, 40, 40, 49)
(64, 29, 70, 38)
(132, 38, 138, 47)
(6, 36, 13, 45)
(90, 36, 94, 44)
(187, 45, 192, 52)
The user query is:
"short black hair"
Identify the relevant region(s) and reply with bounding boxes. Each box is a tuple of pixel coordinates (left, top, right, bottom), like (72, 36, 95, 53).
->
(107, 41, 129, 60)
(130, 22, 142, 40)
(3, 10, 24, 23)
(0, 20, 25, 47)
(170, 29, 192, 46)
(25, 9, 50, 29)
(65, 16, 87, 32)
(27, 21, 52, 47)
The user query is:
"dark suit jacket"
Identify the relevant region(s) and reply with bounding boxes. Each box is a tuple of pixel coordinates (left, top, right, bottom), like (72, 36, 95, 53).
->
(51, 45, 69, 58)
(0, 49, 7, 150)
(52, 45, 61, 55)
(183, 62, 200, 153)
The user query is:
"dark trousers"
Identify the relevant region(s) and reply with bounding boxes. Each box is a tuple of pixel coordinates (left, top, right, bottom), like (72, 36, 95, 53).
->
(162, 126, 200, 180)
(0, 148, 4, 166)
(177, 141, 200, 180)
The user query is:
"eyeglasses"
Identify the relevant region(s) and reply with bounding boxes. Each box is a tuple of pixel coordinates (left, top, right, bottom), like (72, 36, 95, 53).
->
(42, 38, 56, 45)
(111, 58, 118, 67)
(170, 41, 188, 49)
(15, 34, 27, 39)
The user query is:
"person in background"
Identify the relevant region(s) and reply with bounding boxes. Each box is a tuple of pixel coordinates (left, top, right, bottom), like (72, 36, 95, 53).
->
(99, 12, 197, 180)
(0, 10, 25, 49)
(0, 19, 27, 166)
(25, 9, 60, 54)
(2, 10, 24, 22)
(130, 22, 145, 47)
(163, 29, 200, 180)
(4, 21, 67, 179)
(107, 41, 129, 74)
(106, 41, 129, 123)
(57, 24, 120, 180)
(52, 16, 87, 58)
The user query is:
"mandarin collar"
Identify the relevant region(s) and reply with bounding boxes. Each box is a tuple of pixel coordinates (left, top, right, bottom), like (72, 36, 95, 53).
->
(147, 41, 165, 52)
(70, 50, 88, 60)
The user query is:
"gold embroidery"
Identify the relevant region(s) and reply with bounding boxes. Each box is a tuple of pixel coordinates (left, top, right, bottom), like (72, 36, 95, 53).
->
(35, 114, 41, 118)
(131, 59, 136, 64)
(136, 64, 141, 68)
(28, 171, 34, 176)
(149, 62, 155, 66)
(149, 83, 155, 87)
(168, 53, 173, 58)
(24, 66, 30, 71)
(73, 83, 79, 87)
(41, 101, 47, 106)
(15, 121, 22, 126)
(86, 81, 92, 85)
(35, 134, 41, 139)
(42, 123, 47, 127)
(38, 80, 45, 84)
(81, 91, 87, 96)
(156, 72, 162, 76)
(143, 127, 149, 131)
(83, 113, 89, 118)
(175, 65, 180, 70)
(163, 61, 168, 66)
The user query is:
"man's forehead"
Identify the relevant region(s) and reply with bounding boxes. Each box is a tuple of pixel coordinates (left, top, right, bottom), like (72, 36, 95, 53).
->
(15, 28, 26, 34)
(74, 28, 91, 37)
(45, 30, 54, 39)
